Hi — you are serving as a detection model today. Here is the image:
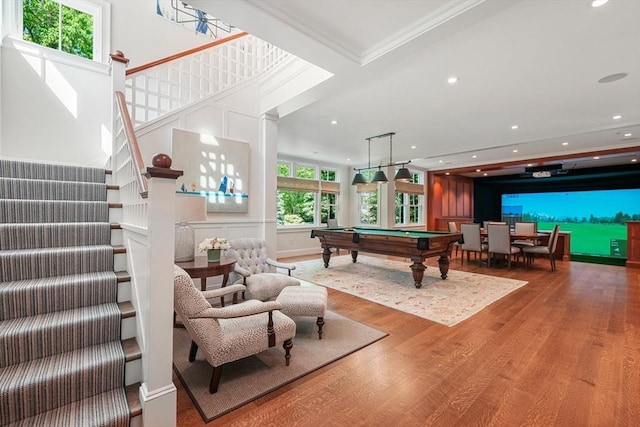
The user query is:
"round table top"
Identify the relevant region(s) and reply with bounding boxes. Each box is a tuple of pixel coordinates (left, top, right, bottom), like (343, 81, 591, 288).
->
(175, 256, 236, 272)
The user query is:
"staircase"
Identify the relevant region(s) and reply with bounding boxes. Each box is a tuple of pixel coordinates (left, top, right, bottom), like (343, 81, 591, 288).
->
(0, 159, 141, 426)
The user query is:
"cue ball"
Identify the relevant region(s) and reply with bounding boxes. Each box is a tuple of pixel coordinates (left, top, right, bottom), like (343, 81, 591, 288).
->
(405, 232, 409, 234)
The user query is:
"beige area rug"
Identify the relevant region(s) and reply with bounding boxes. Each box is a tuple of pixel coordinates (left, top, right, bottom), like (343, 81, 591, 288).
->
(173, 310, 387, 422)
(294, 255, 528, 327)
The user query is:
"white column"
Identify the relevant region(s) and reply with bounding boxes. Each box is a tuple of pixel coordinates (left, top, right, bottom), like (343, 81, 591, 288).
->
(261, 112, 279, 255)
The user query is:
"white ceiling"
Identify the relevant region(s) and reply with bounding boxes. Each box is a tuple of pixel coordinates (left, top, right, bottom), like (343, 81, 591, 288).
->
(190, 0, 640, 177)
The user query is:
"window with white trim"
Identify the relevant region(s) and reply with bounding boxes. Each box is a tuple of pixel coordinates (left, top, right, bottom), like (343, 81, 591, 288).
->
(356, 170, 379, 225)
(395, 169, 424, 225)
(277, 161, 341, 227)
(20, 0, 109, 62)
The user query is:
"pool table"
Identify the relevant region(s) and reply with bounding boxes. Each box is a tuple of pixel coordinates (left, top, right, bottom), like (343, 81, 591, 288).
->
(310, 227, 462, 288)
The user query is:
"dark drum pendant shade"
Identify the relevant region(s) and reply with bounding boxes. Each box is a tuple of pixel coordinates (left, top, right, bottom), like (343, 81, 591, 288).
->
(394, 166, 412, 182)
(371, 168, 388, 183)
(351, 172, 367, 185)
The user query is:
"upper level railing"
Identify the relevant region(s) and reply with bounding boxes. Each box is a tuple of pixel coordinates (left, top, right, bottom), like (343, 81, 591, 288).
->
(124, 32, 291, 127)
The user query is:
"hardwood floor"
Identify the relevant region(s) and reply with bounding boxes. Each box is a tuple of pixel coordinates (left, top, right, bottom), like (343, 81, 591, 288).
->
(175, 253, 640, 426)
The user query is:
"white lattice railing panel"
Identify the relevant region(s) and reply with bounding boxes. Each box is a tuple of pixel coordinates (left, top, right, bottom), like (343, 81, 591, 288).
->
(125, 34, 290, 127)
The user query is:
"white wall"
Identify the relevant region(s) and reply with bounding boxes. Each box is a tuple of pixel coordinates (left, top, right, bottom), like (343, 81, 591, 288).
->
(0, 39, 111, 166)
(133, 81, 278, 259)
(109, 0, 223, 68)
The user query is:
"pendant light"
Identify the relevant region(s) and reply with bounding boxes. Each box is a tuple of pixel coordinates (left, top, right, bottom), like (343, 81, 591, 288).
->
(351, 132, 411, 185)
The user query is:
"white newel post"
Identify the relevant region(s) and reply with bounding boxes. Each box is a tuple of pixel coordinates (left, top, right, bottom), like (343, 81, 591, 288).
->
(139, 156, 183, 427)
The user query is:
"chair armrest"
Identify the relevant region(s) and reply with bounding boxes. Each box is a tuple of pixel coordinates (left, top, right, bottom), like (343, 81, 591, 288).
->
(192, 301, 284, 319)
(201, 284, 246, 300)
(234, 265, 252, 277)
(266, 257, 296, 275)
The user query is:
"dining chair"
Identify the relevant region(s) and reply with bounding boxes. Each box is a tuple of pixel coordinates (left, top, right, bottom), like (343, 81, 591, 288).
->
(487, 223, 521, 268)
(460, 223, 487, 265)
(447, 221, 460, 257)
(512, 222, 537, 248)
(523, 224, 560, 271)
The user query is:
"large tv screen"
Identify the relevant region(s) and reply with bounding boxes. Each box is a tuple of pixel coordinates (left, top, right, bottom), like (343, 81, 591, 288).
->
(501, 189, 640, 258)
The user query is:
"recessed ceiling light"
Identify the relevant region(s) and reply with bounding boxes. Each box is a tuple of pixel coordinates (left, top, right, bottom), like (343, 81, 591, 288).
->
(472, 155, 477, 159)
(330, 120, 338, 125)
(562, 142, 569, 146)
(438, 160, 443, 163)
(476, 169, 481, 172)
(612, 115, 622, 120)
(624, 133, 632, 137)
(527, 163, 533, 167)
(513, 149, 518, 153)
(511, 125, 519, 130)
(483, 173, 487, 176)
(411, 145, 416, 149)
(593, 156, 600, 160)
(598, 72, 628, 83)
(632, 159, 637, 163)
(347, 158, 351, 161)
(445, 172, 450, 175)
(447, 76, 458, 84)
(591, 0, 608, 7)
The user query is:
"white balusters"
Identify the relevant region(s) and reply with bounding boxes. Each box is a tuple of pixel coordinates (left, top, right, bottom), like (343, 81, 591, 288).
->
(124, 35, 289, 127)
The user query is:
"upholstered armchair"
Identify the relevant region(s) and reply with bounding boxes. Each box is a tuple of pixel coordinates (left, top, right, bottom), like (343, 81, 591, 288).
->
(227, 238, 300, 301)
(173, 265, 296, 394)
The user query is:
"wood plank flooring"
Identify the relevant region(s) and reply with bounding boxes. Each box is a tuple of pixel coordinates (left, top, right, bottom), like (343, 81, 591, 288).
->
(175, 253, 640, 426)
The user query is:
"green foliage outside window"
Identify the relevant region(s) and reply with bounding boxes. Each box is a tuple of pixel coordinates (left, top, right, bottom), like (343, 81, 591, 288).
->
(23, 0, 94, 60)
(277, 190, 315, 225)
(321, 193, 337, 223)
(277, 163, 290, 177)
(296, 166, 315, 179)
(321, 169, 336, 181)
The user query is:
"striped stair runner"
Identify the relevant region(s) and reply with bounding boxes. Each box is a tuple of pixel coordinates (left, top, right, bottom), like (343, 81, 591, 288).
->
(0, 160, 132, 426)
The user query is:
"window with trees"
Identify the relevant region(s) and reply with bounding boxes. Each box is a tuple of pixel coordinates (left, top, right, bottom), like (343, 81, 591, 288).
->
(395, 170, 424, 225)
(21, 0, 109, 61)
(356, 170, 379, 225)
(277, 161, 340, 227)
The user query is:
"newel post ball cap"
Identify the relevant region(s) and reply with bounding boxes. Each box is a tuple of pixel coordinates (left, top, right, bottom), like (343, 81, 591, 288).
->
(152, 153, 172, 168)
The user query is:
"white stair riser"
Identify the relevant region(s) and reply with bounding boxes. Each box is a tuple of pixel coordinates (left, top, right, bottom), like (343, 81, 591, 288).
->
(109, 207, 122, 223)
(125, 358, 142, 386)
(114, 253, 126, 271)
(118, 280, 131, 303)
(122, 316, 135, 340)
(111, 228, 123, 246)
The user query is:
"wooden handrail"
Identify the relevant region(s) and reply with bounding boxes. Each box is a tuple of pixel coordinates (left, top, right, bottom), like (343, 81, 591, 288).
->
(126, 32, 249, 76)
(115, 90, 148, 198)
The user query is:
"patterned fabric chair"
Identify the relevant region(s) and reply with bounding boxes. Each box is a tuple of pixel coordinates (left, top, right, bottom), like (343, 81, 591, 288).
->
(173, 265, 296, 393)
(226, 238, 300, 301)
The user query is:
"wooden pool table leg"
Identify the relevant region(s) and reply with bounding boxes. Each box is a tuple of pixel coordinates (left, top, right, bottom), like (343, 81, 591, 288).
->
(322, 247, 332, 267)
(410, 261, 426, 288)
(438, 255, 450, 280)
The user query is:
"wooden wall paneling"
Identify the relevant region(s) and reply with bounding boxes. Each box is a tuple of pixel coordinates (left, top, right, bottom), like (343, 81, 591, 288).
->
(428, 173, 474, 231)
